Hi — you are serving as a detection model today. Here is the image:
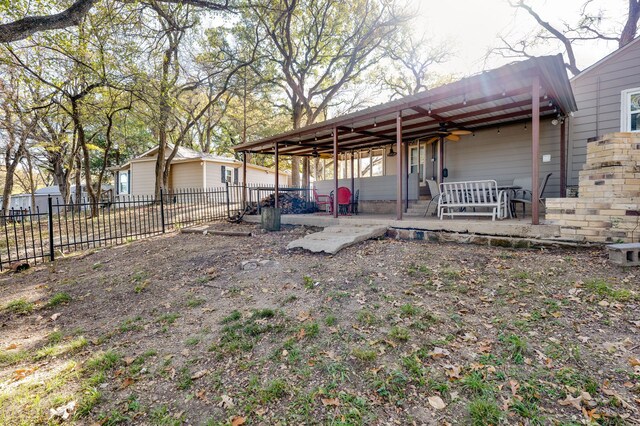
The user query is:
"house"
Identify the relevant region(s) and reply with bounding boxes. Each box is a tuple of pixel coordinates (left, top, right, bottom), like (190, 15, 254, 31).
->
(7, 184, 110, 213)
(234, 54, 577, 224)
(114, 145, 290, 197)
(568, 36, 640, 189)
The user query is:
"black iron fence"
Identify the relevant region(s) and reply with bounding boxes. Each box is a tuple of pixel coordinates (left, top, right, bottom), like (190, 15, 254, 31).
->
(0, 185, 253, 271)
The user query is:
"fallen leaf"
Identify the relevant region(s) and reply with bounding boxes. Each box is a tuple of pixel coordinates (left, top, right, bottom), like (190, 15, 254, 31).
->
(50, 313, 61, 321)
(428, 347, 450, 359)
(219, 394, 234, 409)
(191, 370, 208, 380)
(509, 380, 520, 396)
(629, 357, 640, 367)
(13, 368, 36, 381)
(121, 377, 135, 388)
(5, 343, 18, 350)
(231, 416, 245, 426)
(297, 311, 311, 322)
(49, 400, 76, 421)
(296, 328, 306, 340)
(124, 357, 135, 365)
(321, 398, 340, 407)
(428, 395, 446, 410)
(444, 364, 462, 380)
(558, 394, 583, 411)
(255, 407, 268, 416)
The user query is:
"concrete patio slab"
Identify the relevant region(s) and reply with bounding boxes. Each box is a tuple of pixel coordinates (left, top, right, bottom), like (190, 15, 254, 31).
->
(287, 225, 388, 254)
(245, 213, 563, 240)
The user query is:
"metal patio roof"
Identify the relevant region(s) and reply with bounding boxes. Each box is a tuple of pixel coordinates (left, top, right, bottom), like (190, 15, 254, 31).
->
(233, 54, 577, 157)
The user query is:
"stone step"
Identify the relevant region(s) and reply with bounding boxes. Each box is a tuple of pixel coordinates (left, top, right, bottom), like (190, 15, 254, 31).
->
(287, 225, 388, 254)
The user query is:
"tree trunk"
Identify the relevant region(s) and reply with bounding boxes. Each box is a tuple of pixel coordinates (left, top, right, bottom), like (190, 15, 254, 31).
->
(620, 0, 640, 47)
(290, 102, 304, 187)
(25, 149, 37, 212)
(154, 42, 175, 200)
(1, 142, 26, 215)
(75, 154, 82, 211)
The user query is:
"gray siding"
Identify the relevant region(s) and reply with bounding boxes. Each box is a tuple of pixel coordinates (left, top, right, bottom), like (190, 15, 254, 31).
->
(315, 173, 420, 201)
(446, 120, 562, 197)
(569, 39, 640, 186)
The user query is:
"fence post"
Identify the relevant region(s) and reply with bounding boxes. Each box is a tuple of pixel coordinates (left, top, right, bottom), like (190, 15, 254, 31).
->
(160, 189, 166, 233)
(225, 182, 230, 219)
(47, 196, 55, 261)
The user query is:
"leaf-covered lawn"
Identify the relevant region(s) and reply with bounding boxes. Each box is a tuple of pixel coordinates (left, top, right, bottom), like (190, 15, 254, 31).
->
(0, 223, 638, 425)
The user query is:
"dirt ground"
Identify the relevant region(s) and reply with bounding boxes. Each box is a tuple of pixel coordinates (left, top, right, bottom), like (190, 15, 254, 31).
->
(0, 222, 639, 425)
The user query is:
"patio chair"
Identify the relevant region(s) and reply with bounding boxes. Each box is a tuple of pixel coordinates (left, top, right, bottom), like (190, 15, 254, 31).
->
(511, 173, 552, 218)
(337, 186, 352, 215)
(351, 189, 360, 215)
(424, 179, 441, 217)
(313, 188, 332, 215)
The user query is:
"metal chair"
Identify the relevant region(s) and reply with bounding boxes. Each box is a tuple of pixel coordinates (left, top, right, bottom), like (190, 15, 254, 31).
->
(337, 186, 352, 215)
(511, 173, 552, 218)
(424, 179, 441, 217)
(351, 189, 359, 215)
(313, 188, 332, 215)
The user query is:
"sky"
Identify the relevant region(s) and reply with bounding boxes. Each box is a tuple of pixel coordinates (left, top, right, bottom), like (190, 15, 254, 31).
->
(410, 0, 630, 77)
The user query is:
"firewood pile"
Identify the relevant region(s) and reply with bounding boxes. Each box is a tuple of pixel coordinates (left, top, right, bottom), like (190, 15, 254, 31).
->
(246, 192, 317, 214)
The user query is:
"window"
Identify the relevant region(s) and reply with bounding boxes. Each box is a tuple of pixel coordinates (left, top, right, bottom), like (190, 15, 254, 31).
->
(371, 149, 384, 176)
(410, 145, 426, 181)
(621, 88, 640, 131)
(359, 150, 372, 177)
(118, 172, 129, 195)
(221, 165, 236, 183)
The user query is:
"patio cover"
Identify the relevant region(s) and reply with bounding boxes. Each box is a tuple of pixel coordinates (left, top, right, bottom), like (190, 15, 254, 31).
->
(233, 54, 577, 224)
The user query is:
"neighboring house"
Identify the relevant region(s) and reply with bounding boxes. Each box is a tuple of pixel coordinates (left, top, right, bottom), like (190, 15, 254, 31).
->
(114, 145, 290, 197)
(568, 36, 640, 187)
(7, 184, 110, 213)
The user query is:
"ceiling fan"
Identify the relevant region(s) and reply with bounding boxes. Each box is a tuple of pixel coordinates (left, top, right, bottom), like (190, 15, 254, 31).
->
(425, 123, 472, 144)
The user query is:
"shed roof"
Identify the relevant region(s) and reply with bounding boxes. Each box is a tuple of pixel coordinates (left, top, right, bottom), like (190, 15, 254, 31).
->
(233, 55, 576, 157)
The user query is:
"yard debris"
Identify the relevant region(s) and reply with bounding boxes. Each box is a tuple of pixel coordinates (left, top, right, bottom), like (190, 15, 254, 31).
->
(9, 261, 30, 272)
(50, 313, 62, 321)
(428, 347, 450, 359)
(558, 392, 591, 411)
(428, 395, 446, 410)
(13, 367, 37, 381)
(49, 401, 76, 421)
(191, 370, 209, 380)
(219, 395, 235, 409)
(321, 398, 340, 407)
(230, 416, 246, 426)
(240, 258, 280, 271)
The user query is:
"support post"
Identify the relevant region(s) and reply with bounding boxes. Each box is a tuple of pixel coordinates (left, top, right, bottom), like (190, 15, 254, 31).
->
(396, 111, 403, 220)
(274, 143, 279, 209)
(531, 75, 541, 225)
(404, 141, 409, 212)
(350, 151, 355, 207)
(560, 119, 567, 197)
(242, 152, 247, 207)
(438, 137, 444, 183)
(333, 127, 339, 218)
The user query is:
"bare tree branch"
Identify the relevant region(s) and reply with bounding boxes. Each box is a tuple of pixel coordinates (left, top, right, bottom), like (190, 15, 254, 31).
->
(0, 0, 232, 43)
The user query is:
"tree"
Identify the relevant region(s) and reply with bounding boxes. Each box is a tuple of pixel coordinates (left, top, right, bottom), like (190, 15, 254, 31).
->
(244, 0, 406, 186)
(494, 0, 640, 76)
(0, 0, 232, 43)
(0, 72, 36, 214)
(378, 28, 452, 99)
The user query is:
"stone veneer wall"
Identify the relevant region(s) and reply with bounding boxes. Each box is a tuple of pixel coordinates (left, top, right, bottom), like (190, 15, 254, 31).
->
(546, 132, 640, 243)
